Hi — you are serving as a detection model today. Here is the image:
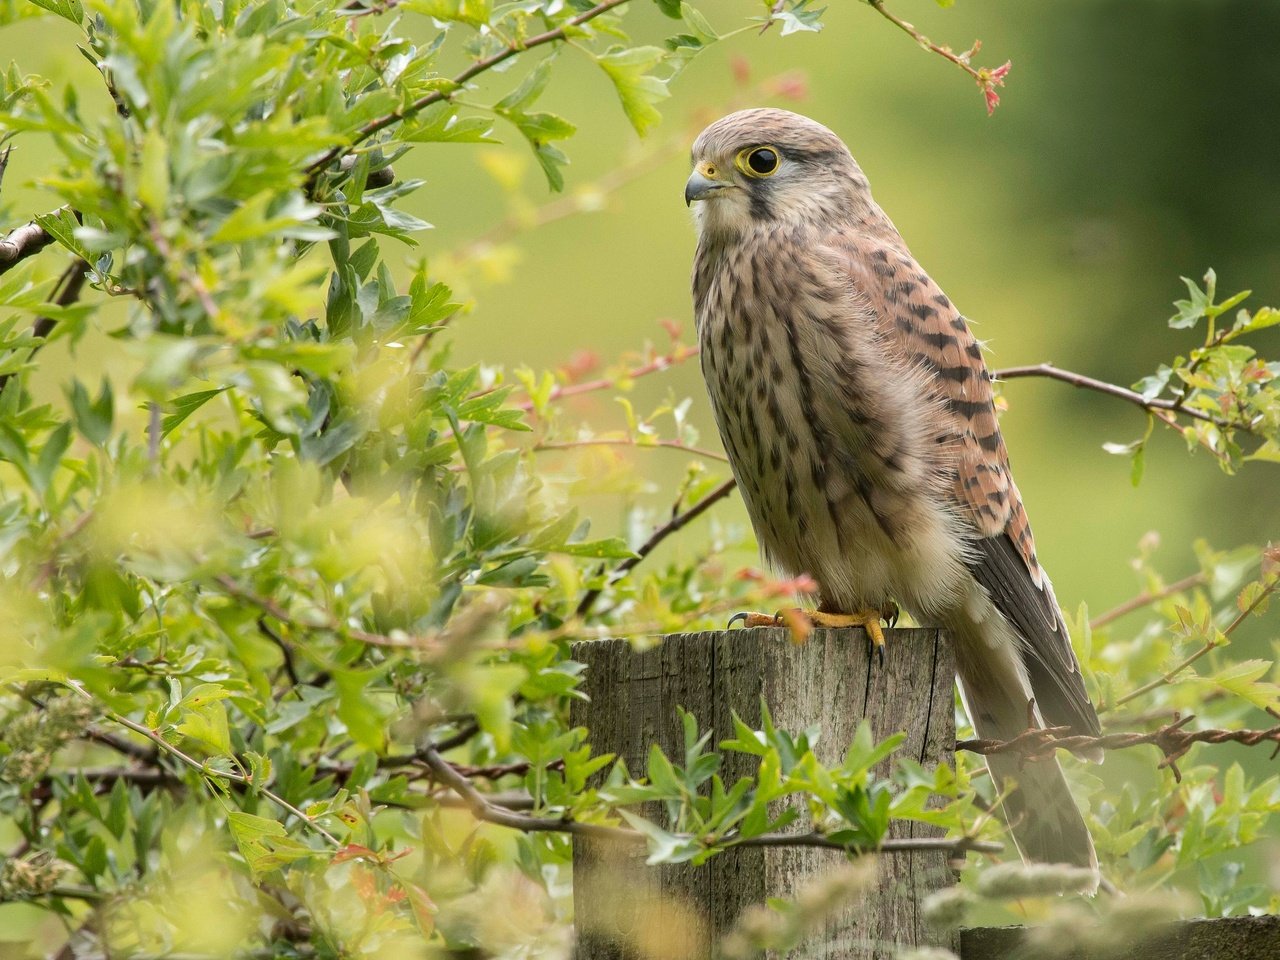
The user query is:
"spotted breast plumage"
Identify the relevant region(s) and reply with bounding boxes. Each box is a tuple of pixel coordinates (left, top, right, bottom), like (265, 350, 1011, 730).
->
(686, 108, 1100, 872)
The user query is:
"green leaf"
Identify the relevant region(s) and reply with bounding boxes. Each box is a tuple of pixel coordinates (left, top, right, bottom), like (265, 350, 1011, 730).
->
(211, 193, 330, 244)
(32, 207, 90, 261)
(1170, 274, 1212, 329)
(67, 378, 114, 445)
(401, 103, 497, 143)
(653, 0, 683, 17)
(401, 0, 492, 25)
(227, 811, 319, 878)
(33, 421, 71, 495)
(161, 388, 227, 438)
(646, 744, 682, 797)
(29, 0, 83, 23)
(551, 537, 636, 559)
(1179, 659, 1280, 712)
(333, 668, 389, 752)
(494, 61, 578, 191)
(774, 1, 826, 36)
(595, 47, 670, 137)
(138, 125, 169, 213)
(1232, 306, 1280, 336)
(617, 810, 702, 864)
(176, 699, 233, 756)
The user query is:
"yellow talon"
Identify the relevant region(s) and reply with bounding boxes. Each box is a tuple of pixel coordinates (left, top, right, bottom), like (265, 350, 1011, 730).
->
(727, 605, 896, 660)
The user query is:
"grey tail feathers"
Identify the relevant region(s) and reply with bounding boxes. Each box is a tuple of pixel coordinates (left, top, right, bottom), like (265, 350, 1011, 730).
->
(988, 751, 1098, 876)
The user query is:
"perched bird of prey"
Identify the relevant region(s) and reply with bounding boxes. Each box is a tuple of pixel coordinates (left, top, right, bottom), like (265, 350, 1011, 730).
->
(686, 108, 1101, 871)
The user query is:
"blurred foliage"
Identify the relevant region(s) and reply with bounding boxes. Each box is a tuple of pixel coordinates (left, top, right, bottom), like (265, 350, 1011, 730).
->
(0, 1, 1278, 958)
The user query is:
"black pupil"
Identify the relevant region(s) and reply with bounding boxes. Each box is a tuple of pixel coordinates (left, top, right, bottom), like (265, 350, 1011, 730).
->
(748, 148, 777, 174)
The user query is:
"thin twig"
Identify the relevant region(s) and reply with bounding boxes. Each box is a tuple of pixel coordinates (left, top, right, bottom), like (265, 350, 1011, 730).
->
(1105, 576, 1279, 711)
(507, 344, 699, 412)
(257, 617, 301, 687)
(994, 363, 1247, 431)
(212, 574, 442, 653)
(420, 746, 1000, 856)
(83, 726, 158, 764)
(426, 719, 482, 754)
(1089, 572, 1209, 630)
(576, 477, 737, 618)
(758, 0, 786, 35)
(535, 437, 729, 463)
(66, 684, 341, 846)
(869, 1, 982, 81)
(868, 0, 1010, 113)
(304, 0, 632, 189)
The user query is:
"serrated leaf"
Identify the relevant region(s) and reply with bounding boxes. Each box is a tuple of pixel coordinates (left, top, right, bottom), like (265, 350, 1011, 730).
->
(401, 103, 497, 143)
(161, 388, 227, 438)
(32, 207, 89, 261)
(228, 811, 318, 878)
(1179, 659, 1280, 712)
(775, 1, 826, 36)
(595, 47, 670, 137)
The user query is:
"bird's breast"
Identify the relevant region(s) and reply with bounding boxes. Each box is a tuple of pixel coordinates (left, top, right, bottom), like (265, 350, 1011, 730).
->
(694, 237, 969, 615)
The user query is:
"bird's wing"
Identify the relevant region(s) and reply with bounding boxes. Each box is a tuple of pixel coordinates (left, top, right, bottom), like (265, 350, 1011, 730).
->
(830, 230, 1100, 736)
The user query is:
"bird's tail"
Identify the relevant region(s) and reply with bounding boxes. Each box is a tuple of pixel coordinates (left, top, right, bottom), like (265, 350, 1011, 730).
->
(986, 750, 1097, 873)
(955, 646, 1098, 876)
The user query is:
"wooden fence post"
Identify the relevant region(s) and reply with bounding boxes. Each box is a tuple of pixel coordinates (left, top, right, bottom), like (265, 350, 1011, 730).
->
(571, 626, 957, 960)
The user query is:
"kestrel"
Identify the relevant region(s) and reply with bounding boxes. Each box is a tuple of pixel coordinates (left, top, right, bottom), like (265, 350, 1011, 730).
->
(686, 108, 1101, 871)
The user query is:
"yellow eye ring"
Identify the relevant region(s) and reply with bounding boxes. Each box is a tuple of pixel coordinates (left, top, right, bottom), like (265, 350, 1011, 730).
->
(734, 146, 781, 178)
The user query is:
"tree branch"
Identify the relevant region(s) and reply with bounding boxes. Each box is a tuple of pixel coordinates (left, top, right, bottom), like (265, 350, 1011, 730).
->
(868, 0, 1010, 114)
(1089, 572, 1209, 630)
(0, 213, 61, 276)
(1104, 575, 1279, 712)
(420, 746, 1000, 856)
(303, 0, 632, 190)
(576, 477, 737, 618)
(993, 362, 1240, 430)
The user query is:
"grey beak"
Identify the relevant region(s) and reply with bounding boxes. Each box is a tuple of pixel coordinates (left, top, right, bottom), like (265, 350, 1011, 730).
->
(685, 171, 728, 206)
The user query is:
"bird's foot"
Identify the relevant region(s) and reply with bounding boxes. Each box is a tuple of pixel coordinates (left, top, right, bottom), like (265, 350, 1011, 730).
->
(728, 604, 898, 659)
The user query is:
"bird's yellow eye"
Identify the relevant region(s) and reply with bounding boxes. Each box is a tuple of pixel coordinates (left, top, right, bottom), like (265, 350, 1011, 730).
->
(735, 146, 780, 178)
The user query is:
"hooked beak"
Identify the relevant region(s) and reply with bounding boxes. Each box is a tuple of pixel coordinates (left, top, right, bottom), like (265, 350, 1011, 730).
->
(685, 167, 731, 206)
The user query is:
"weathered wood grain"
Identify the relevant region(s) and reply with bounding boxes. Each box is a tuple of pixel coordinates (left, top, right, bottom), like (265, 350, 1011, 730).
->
(571, 627, 957, 959)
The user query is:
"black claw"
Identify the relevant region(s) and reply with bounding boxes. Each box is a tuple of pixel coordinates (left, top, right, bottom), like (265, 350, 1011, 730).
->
(877, 643, 887, 666)
(727, 612, 749, 629)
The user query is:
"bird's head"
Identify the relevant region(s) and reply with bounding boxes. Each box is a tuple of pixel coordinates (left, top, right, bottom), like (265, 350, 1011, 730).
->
(685, 108, 866, 240)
